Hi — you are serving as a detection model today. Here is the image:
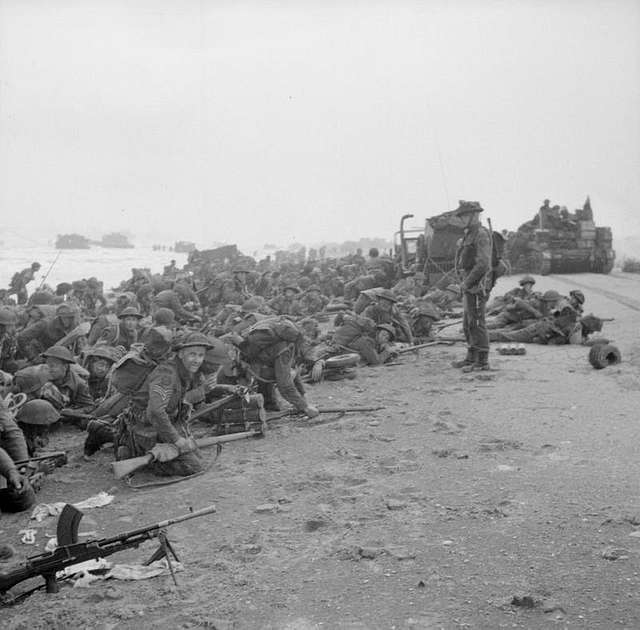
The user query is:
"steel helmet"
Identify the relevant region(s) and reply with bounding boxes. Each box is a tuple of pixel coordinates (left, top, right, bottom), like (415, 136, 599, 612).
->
(376, 323, 396, 340)
(173, 331, 214, 351)
(541, 290, 561, 302)
(42, 345, 76, 364)
(118, 306, 144, 319)
(16, 399, 60, 426)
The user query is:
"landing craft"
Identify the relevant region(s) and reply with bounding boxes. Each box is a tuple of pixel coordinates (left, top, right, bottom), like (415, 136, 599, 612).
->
(55, 234, 90, 249)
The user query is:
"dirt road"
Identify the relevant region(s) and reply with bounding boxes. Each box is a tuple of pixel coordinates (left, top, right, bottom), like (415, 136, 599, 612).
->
(2, 273, 639, 629)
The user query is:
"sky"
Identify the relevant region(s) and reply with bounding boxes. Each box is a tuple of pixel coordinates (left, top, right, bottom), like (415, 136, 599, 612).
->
(0, 0, 638, 252)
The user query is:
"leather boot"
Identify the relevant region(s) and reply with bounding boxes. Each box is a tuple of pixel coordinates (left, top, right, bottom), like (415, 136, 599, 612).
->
(462, 350, 490, 373)
(452, 348, 476, 368)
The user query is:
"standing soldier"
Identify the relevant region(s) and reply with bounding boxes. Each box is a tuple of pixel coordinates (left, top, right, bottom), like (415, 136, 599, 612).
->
(452, 201, 492, 372)
(8, 262, 41, 305)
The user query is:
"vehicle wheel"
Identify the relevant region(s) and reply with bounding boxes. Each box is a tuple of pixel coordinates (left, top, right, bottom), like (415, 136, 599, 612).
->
(588, 343, 622, 369)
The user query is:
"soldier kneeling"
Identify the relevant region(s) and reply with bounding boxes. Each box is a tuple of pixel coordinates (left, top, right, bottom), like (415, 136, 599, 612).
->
(116, 332, 215, 477)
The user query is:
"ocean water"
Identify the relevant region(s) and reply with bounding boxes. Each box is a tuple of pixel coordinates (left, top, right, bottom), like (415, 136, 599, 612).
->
(0, 246, 190, 296)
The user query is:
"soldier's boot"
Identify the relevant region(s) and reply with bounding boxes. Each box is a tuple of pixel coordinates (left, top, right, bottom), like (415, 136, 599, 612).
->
(452, 349, 476, 368)
(462, 350, 490, 373)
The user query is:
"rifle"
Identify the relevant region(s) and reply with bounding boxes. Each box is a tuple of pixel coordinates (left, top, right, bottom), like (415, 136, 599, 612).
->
(266, 406, 384, 422)
(38, 251, 62, 290)
(0, 503, 216, 601)
(13, 451, 67, 469)
(396, 340, 455, 354)
(111, 429, 261, 479)
(190, 393, 237, 421)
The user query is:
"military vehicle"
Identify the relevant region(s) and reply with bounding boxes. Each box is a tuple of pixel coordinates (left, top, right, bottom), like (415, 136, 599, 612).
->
(395, 209, 503, 288)
(100, 232, 134, 248)
(55, 234, 90, 249)
(505, 197, 614, 275)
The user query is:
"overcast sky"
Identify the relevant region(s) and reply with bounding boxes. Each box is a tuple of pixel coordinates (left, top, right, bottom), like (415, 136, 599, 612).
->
(0, 0, 638, 251)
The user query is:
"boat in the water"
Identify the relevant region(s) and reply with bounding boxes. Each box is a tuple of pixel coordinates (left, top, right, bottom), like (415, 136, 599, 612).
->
(55, 234, 91, 249)
(100, 232, 134, 248)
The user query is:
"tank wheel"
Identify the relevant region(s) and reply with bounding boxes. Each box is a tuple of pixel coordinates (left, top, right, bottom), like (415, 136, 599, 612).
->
(588, 343, 622, 369)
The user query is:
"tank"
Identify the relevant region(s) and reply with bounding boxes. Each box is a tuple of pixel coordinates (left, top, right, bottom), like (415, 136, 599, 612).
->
(505, 197, 615, 275)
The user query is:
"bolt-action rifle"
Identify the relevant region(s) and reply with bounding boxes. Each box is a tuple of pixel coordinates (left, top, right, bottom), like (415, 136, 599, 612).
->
(266, 405, 384, 422)
(0, 504, 216, 602)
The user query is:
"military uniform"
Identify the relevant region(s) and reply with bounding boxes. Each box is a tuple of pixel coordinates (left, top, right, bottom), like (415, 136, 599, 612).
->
(154, 290, 199, 323)
(330, 315, 394, 365)
(238, 322, 312, 413)
(267, 295, 302, 317)
(0, 402, 34, 512)
(119, 356, 204, 476)
(17, 316, 74, 360)
(454, 201, 492, 369)
(43, 366, 95, 412)
(361, 303, 413, 344)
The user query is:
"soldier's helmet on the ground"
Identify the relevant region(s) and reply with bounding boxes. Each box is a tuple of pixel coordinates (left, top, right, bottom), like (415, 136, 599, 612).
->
(16, 399, 60, 426)
(541, 290, 561, 302)
(569, 289, 585, 305)
(519, 275, 536, 286)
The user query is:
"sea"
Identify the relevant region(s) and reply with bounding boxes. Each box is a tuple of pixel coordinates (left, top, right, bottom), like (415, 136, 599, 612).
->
(0, 245, 190, 296)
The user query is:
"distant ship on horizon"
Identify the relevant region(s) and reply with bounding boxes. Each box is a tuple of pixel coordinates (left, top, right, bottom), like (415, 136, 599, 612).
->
(55, 233, 91, 249)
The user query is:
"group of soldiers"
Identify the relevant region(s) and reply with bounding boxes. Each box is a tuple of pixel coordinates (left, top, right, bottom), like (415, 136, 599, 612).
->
(0, 201, 607, 514)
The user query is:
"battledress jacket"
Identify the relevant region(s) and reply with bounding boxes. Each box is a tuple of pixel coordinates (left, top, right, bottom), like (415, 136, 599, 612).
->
(457, 225, 492, 293)
(17, 317, 70, 359)
(240, 339, 307, 411)
(49, 368, 95, 411)
(0, 403, 29, 481)
(139, 356, 203, 445)
(361, 304, 414, 344)
(330, 316, 392, 366)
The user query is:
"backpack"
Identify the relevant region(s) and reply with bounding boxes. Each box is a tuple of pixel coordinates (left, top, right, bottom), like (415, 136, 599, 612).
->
(489, 231, 508, 288)
(110, 349, 156, 395)
(242, 317, 302, 354)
